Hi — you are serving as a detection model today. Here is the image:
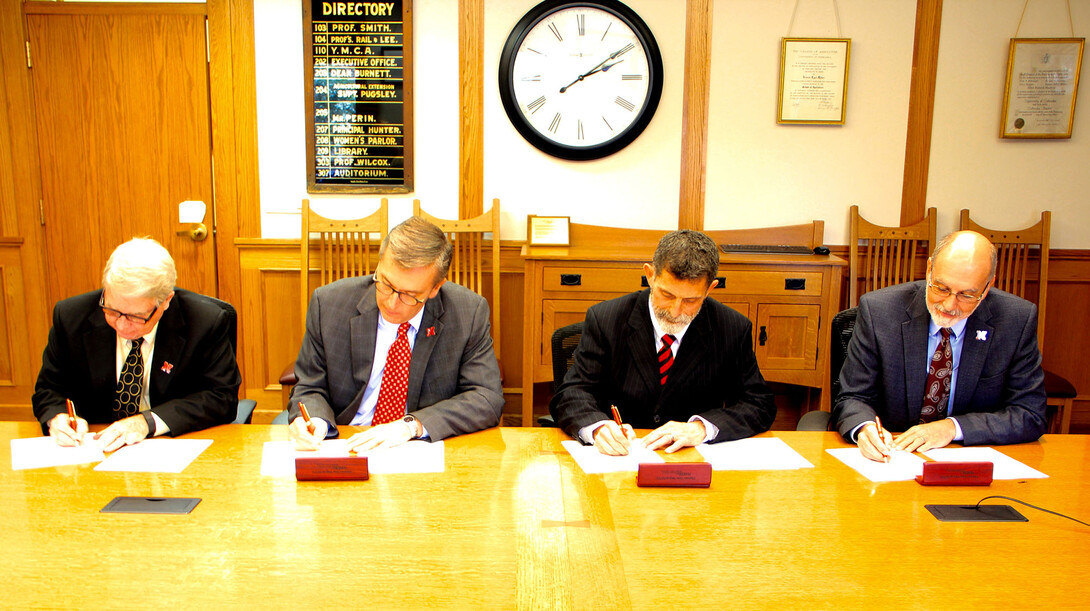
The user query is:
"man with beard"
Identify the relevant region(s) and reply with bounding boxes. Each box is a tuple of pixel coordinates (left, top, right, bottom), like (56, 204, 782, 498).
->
(833, 231, 1047, 462)
(549, 230, 776, 455)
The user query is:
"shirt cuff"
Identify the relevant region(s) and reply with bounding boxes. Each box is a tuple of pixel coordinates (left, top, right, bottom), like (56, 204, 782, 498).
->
(950, 416, 964, 441)
(150, 412, 168, 436)
(849, 421, 867, 443)
(578, 420, 612, 444)
(688, 415, 717, 443)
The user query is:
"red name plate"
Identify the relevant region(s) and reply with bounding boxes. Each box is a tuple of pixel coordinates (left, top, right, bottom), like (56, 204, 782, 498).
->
(637, 462, 712, 488)
(295, 456, 369, 481)
(915, 461, 992, 486)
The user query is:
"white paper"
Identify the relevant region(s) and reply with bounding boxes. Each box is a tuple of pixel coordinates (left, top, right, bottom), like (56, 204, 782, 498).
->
(560, 439, 663, 474)
(826, 447, 925, 482)
(93, 438, 212, 473)
(260, 439, 445, 477)
(923, 447, 1048, 480)
(10, 436, 106, 470)
(696, 437, 814, 471)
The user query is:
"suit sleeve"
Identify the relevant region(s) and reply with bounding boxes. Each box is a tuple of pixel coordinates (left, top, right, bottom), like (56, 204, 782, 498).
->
(697, 320, 777, 442)
(956, 306, 1047, 445)
(31, 306, 77, 433)
(287, 291, 339, 436)
(412, 297, 503, 440)
(548, 305, 611, 442)
(152, 306, 241, 436)
(832, 298, 881, 441)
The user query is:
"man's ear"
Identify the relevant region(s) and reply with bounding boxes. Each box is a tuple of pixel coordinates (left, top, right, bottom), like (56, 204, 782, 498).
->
(428, 279, 446, 299)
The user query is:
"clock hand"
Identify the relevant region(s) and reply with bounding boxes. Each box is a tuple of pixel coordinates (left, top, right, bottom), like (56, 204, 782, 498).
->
(559, 43, 636, 93)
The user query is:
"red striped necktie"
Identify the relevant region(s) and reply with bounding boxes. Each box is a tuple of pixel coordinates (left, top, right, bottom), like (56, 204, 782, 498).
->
(658, 334, 676, 385)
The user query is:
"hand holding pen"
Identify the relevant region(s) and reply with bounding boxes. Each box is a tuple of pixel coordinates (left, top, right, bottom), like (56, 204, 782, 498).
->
(864, 415, 893, 463)
(592, 405, 637, 456)
(289, 401, 327, 451)
(48, 399, 86, 446)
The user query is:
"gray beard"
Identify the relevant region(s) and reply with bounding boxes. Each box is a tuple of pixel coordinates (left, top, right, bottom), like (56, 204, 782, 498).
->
(653, 305, 699, 335)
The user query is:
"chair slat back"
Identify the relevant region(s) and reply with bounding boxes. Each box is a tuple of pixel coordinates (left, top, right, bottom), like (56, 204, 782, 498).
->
(959, 209, 1050, 351)
(412, 198, 502, 358)
(849, 205, 937, 306)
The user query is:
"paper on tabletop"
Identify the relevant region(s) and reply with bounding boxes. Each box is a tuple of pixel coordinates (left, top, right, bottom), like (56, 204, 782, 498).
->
(826, 447, 926, 482)
(923, 447, 1048, 480)
(259, 439, 445, 477)
(10, 436, 107, 470)
(560, 439, 664, 474)
(93, 438, 213, 473)
(696, 437, 814, 470)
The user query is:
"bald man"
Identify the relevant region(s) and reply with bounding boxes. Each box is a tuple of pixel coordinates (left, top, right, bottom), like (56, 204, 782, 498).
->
(833, 230, 1047, 462)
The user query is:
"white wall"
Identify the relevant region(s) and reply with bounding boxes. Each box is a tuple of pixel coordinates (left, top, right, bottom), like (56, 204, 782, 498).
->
(254, 0, 1090, 248)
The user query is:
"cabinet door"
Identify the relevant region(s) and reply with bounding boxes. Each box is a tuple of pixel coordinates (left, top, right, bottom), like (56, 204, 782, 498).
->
(539, 299, 601, 383)
(755, 304, 819, 371)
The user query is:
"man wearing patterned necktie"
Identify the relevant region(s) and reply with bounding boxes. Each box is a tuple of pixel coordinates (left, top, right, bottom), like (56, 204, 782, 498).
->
(550, 230, 776, 456)
(834, 231, 1047, 462)
(287, 216, 503, 452)
(32, 238, 241, 451)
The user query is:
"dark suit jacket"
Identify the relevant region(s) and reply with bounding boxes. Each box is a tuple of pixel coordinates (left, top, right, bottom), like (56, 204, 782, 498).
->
(32, 289, 242, 435)
(833, 281, 1047, 445)
(549, 289, 776, 443)
(287, 275, 503, 440)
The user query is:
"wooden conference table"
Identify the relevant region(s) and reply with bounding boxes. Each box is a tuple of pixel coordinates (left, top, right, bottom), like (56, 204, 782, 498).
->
(2, 422, 1088, 610)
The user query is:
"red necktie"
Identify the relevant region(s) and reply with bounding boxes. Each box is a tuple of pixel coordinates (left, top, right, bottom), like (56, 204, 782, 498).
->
(373, 322, 412, 425)
(920, 328, 952, 423)
(658, 334, 676, 385)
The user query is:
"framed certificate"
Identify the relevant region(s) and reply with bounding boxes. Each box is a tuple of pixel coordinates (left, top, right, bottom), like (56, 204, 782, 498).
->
(1001, 38, 1084, 139)
(527, 215, 570, 246)
(778, 38, 851, 125)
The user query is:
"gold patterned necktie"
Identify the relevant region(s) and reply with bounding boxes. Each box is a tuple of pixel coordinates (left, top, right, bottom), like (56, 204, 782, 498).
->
(115, 337, 144, 417)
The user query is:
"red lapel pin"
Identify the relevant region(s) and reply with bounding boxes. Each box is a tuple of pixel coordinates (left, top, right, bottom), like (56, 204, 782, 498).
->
(161, 361, 174, 374)
(426, 326, 436, 337)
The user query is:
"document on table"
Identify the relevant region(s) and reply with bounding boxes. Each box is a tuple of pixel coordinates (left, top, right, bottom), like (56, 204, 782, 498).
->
(94, 439, 213, 473)
(260, 439, 445, 477)
(923, 447, 1048, 480)
(561, 439, 663, 474)
(10, 436, 106, 470)
(696, 437, 814, 470)
(826, 447, 925, 482)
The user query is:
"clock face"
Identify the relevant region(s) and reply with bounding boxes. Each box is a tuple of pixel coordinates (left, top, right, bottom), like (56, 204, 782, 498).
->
(498, 0, 663, 160)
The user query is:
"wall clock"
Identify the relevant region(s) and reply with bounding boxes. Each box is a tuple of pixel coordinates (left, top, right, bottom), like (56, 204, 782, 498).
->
(498, 0, 664, 161)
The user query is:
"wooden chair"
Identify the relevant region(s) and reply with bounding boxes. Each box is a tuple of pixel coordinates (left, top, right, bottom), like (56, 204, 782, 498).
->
(412, 198, 502, 361)
(279, 198, 390, 410)
(849, 205, 937, 306)
(959, 209, 1076, 434)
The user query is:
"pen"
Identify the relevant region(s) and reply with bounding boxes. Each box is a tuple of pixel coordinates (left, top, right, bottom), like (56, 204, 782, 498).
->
(610, 405, 623, 427)
(299, 401, 316, 435)
(66, 398, 78, 432)
(874, 415, 890, 462)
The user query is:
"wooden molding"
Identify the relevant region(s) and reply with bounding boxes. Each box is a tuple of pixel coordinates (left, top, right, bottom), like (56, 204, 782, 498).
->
(459, 0, 484, 218)
(678, 0, 713, 231)
(900, 0, 943, 225)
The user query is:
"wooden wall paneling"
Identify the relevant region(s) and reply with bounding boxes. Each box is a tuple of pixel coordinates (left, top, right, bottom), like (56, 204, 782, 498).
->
(0, 0, 49, 418)
(207, 0, 260, 392)
(459, 0, 483, 218)
(900, 0, 942, 225)
(0, 240, 33, 419)
(678, 0, 712, 231)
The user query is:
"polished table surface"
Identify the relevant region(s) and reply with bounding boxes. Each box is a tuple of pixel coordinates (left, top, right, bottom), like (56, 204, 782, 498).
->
(2, 422, 1088, 609)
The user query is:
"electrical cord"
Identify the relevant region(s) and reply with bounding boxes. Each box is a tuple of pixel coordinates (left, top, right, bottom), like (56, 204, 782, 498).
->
(975, 495, 1090, 528)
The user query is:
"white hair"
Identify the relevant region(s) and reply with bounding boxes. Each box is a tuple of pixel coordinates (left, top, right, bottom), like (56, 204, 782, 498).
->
(101, 237, 177, 302)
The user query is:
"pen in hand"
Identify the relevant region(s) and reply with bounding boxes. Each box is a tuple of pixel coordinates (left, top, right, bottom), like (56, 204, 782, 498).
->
(610, 405, 636, 442)
(873, 415, 890, 462)
(299, 401, 316, 435)
(66, 399, 82, 444)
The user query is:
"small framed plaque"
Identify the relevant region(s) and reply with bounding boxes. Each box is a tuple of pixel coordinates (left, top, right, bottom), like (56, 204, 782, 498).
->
(527, 215, 570, 246)
(1000, 38, 1084, 139)
(778, 38, 851, 125)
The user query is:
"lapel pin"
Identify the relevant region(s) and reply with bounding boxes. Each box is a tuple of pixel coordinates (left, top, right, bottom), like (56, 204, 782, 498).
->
(975, 330, 988, 341)
(426, 326, 436, 337)
(161, 361, 174, 374)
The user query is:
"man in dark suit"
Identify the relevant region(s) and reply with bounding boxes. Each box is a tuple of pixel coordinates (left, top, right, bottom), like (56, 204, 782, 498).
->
(33, 237, 241, 451)
(550, 230, 776, 455)
(287, 216, 503, 452)
(833, 230, 1047, 462)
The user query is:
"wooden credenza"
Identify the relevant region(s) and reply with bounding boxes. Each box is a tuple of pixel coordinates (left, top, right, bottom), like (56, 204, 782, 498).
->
(521, 241, 845, 426)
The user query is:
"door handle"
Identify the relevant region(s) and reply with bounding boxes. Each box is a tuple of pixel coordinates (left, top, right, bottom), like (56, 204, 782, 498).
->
(759, 326, 767, 346)
(176, 223, 208, 241)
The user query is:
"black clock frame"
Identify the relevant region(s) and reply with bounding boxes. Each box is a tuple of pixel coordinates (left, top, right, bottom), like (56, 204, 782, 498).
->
(498, 0, 664, 161)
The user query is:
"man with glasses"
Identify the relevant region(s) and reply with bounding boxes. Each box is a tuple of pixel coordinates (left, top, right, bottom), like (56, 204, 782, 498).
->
(834, 230, 1047, 462)
(286, 216, 502, 451)
(33, 237, 241, 450)
(550, 229, 776, 455)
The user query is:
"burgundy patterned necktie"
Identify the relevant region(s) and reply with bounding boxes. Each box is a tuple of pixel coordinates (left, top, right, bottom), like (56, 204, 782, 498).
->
(920, 328, 953, 423)
(658, 334, 676, 385)
(373, 322, 412, 425)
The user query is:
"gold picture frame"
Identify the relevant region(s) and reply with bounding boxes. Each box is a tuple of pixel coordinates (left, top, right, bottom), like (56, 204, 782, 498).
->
(527, 215, 571, 246)
(1001, 38, 1084, 139)
(778, 38, 851, 125)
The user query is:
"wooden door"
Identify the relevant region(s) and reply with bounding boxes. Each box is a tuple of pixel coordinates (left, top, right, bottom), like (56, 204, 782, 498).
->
(25, 3, 216, 306)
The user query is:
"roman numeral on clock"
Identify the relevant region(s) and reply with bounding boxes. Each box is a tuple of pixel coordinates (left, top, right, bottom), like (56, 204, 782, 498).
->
(548, 112, 561, 133)
(526, 96, 546, 113)
(615, 96, 635, 112)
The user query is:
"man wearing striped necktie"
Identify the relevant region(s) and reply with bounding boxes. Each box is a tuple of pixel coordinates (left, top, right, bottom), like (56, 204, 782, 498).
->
(550, 230, 776, 455)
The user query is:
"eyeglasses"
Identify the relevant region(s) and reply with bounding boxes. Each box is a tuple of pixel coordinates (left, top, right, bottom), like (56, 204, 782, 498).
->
(374, 275, 428, 307)
(926, 279, 989, 305)
(99, 296, 160, 324)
